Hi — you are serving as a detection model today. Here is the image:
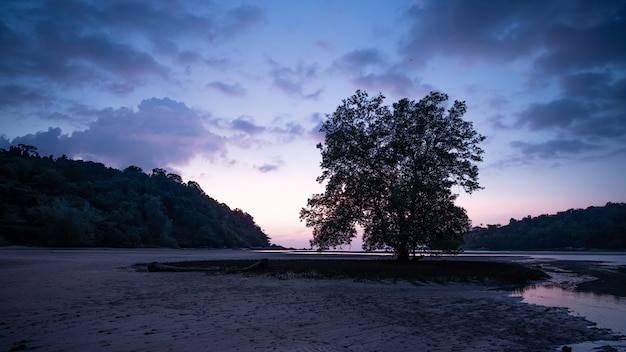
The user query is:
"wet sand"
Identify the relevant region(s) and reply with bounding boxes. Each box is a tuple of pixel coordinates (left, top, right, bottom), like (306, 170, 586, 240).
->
(0, 248, 619, 351)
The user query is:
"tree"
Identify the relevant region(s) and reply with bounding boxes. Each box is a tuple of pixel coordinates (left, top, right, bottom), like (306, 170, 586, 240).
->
(300, 90, 485, 261)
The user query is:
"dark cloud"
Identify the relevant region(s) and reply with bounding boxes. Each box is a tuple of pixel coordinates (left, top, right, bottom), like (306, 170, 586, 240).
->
(0, 1, 264, 92)
(400, 0, 626, 74)
(0, 84, 49, 107)
(7, 98, 226, 171)
(222, 4, 265, 38)
(510, 140, 601, 159)
(515, 99, 592, 130)
(534, 5, 626, 74)
(332, 48, 422, 96)
(400, 1, 546, 66)
(268, 59, 321, 99)
(398, 0, 626, 163)
(11, 127, 68, 158)
(514, 73, 626, 141)
(559, 72, 626, 103)
(255, 157, 284, 173)
(231, 116, 265, 134)
(333, 49, 386, 75)
(207, 81, 246, 97)
(559, 72, 612, 99)
(256, 164, 280, 173)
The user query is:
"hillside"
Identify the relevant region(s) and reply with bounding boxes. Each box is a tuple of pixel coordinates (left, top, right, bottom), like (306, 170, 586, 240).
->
(463, 202, 626, 250)
(0, 144, 270, 248)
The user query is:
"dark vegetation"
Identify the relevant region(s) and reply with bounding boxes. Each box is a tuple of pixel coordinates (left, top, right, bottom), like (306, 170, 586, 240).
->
(463, 203, 626, 250)
(0, 144, 270, 248)
(145, 258, 549, 286)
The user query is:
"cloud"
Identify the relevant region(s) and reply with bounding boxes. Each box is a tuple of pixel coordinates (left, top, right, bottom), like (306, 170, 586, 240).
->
(332, 48, 422, 96)
(514, 72, 626, 140)
(0, 3, 168, 89)
(8, 98, 226, 171)
(4, 96, 315, 171)
(207, 81, 246, 96)
(399, 1, 545, 66)
(0, 1, 264, 92)
(11, 127, 68, 158)
(397, 0, 626, 164)
(399, 0, 626, 75)
(559, 72, 613, 99)
(255, 157, 284, 173)
(514, 99, 592, 130)
(510, 139, 601, 159)
(231, 116, 265, 134)
(256, 164, 280, 173)
(0, 84, 50, 107)
(222, 4, 265, 38)
(534, 5, 626, 74)
(268, 59, 321, 99)
(333, 49, 386, 75)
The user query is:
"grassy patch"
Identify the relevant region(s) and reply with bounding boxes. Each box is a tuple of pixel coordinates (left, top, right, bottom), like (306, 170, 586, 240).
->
(151, 259, 549, 286)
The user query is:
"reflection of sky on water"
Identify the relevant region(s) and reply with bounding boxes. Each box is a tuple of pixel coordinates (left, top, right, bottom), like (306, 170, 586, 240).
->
(506, 252, 626, 351)
(512, 285, 626, 335)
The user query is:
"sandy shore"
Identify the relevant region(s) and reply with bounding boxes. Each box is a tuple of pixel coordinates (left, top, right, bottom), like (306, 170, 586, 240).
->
(0, 248, 618, 352)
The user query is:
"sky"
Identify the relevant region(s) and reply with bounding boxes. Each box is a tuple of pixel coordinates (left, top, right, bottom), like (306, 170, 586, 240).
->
(1, 0, 625, 248)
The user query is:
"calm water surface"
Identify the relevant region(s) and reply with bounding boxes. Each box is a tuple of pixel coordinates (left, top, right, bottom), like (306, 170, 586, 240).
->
(497, 251, 626, 350)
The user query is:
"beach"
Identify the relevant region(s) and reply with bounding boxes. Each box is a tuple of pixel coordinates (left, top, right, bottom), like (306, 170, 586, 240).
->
(0, 248, 620, 352)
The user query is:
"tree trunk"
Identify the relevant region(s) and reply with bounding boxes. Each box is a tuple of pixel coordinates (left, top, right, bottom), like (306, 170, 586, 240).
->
(396, 247, 410, 262)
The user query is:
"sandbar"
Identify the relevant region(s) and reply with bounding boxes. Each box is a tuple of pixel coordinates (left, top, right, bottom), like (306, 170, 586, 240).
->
(0, 248, 618, 351)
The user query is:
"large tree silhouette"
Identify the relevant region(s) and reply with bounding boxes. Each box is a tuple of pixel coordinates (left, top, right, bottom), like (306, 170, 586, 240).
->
(301, 90, 485, 260)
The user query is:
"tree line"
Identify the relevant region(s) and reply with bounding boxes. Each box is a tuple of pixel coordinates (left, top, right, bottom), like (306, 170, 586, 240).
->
(463, 202, 626, 250)
(0, 144, 271, 248)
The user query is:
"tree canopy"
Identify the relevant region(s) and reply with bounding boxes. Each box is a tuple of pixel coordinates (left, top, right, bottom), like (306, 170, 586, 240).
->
(0, 145, 271, 248)
(300, 90, 485, 260)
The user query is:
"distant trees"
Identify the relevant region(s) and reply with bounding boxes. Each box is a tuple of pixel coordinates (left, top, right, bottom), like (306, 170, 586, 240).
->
(300, 90, 485, 260)
(463, 203, 626, 250)
(0, 145, 270, 248)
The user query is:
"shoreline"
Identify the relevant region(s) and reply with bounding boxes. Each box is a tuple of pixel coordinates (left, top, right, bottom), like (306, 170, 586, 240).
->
(0, 248, 623, 351)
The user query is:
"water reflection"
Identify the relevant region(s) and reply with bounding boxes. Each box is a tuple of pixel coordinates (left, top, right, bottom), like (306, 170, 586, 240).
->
(511, 284, 626, 335)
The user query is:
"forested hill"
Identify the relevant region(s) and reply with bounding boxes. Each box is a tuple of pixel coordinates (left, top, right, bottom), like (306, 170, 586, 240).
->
(0, 145, 271, 248)
(463, 202, 626, 250)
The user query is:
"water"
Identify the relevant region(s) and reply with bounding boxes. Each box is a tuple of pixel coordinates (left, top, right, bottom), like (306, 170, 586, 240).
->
(497, 251, 626, 350)
(457, 251, 626, 334)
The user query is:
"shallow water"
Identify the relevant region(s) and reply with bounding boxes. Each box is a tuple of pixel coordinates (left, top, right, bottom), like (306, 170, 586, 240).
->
(462, 251, 626, 334)
(505, 252, 626, 351)
(512, 285, 626, 334)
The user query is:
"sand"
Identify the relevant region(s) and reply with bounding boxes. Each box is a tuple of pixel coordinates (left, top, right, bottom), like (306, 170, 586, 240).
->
(0, 248, 619, 352)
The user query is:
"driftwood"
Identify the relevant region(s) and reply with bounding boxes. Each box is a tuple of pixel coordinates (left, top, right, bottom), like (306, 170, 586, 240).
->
(147, 258, 269, 273)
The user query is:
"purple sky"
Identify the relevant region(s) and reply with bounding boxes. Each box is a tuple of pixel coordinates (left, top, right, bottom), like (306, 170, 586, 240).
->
(1, 0, 625, 248)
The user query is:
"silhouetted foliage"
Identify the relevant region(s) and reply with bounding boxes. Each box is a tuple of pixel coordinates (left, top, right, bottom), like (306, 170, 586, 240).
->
(0, 145, 270, 248)
(300, 90, 485, 261)
(463, 203, 626, 250)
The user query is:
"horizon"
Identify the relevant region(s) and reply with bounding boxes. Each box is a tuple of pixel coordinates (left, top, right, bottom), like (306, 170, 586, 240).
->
(1, 1, 625, 248)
